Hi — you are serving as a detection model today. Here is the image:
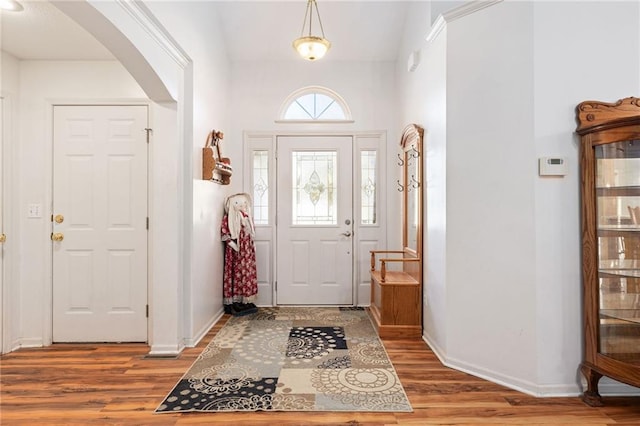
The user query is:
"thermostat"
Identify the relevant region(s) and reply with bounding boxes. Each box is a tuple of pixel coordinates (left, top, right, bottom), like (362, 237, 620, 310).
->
(539, 157, 568, 176)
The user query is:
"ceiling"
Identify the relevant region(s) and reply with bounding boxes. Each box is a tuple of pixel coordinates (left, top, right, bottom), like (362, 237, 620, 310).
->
(0, 1, 114, 60)
(1, 1, 412, 63)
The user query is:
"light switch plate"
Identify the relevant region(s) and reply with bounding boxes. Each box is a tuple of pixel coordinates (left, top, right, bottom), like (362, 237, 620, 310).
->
(27, 203, 42, 218)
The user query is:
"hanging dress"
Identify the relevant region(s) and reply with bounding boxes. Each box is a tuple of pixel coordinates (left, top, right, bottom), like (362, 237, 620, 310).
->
(221, 210, 258, 305)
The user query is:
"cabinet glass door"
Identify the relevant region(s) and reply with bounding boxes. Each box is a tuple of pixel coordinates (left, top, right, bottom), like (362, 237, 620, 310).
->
(595, 140, 640, 364)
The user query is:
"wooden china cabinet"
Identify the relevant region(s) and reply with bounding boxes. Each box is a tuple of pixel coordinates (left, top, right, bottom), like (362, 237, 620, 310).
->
(577, 97, 640, 406)
(369, 124, 423, 339)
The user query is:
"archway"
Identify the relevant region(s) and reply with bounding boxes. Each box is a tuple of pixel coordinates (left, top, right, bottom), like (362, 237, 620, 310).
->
(48, 0, 192, 355)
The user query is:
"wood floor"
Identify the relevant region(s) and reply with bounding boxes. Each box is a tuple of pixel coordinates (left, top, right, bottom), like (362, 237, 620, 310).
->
(1, 314, 640, 425)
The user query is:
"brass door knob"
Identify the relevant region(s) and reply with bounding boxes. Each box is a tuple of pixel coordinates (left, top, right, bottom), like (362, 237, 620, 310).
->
(54, 214, 64, 224)
(51, 233, 64, 242)
(0, 234, 5, 243)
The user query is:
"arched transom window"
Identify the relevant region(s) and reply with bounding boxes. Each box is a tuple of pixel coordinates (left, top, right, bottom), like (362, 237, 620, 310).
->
(278, 86, 353, 122)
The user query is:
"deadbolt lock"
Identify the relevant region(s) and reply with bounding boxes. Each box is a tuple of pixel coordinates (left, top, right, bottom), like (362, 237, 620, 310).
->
(54, 214, 64, 224)
(0, 234, 5, 243)
(51, 233, 64, 242)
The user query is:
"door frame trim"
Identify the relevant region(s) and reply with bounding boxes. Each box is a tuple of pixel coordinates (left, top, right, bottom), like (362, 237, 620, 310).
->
(0, 93, 15, 354)
(244, 130, 387, 307)
(44, 99, 151, 346)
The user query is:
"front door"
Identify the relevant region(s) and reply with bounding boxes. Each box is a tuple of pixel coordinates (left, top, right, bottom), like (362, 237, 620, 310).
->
(276, 136, 353, 305)
(52, 105, 148, 342)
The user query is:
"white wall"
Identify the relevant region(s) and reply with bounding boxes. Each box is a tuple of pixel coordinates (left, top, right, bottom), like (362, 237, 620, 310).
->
(396, 0, 640, 396)
(446, 0, 538, 390)
(144, 1, 231, 345)
(533, 0, 640, 394)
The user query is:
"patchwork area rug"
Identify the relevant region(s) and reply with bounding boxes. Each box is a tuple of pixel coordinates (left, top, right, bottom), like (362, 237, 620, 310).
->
(156, 307, 412, 413)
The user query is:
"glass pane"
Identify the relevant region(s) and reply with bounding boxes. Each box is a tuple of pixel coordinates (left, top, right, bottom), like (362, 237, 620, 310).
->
(284, 92, 346, 120)
(361, 150, 377, 225)
(296, 94, 316, 118)
(252, 150, 269, 225)
(292, 151, 337, 225)
(314, 94, 333, 118)
(318, 102, 345, 120)
(284, 102, 312, 120)
(595, 140, 640, 364)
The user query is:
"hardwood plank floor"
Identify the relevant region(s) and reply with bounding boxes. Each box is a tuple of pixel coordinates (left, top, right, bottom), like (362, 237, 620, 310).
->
(1, 314, 639, 425)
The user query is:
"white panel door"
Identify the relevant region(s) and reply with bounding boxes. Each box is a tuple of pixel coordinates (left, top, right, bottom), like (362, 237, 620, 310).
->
(0, 97, 4, 350)
(52, 105, 148, 342)
(276, 136, 353, 305)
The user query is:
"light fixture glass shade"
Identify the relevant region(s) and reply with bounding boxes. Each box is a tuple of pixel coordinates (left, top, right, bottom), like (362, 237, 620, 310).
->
(293, 0, 330, 61)
(293, 36, 331, 61)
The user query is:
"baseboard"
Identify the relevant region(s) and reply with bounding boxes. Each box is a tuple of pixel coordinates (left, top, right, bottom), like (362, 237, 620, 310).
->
(16, 337, 43, 349)
(422, 333, 582, 397)
(183, 308, 224, 348)
(148, 343, 185, 357)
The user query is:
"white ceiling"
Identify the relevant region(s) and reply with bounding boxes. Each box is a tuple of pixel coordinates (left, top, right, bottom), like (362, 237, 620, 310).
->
(1, 1, 115, 60)
(1, 1, 412, 62)
(212, 1, 410, 62)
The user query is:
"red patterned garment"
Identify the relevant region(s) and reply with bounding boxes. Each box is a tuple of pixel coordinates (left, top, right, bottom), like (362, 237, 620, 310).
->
(221, 212, 258, 305)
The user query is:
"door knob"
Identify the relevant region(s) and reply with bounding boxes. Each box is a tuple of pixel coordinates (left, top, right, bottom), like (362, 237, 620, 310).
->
(51, 232, 64, 242)
(54, 214, 64, 224)
(341, 231, 352, 237)
(0, 234, 5, 243)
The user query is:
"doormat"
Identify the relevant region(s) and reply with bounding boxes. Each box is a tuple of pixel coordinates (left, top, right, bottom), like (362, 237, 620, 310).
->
(155, 307, 412, 413)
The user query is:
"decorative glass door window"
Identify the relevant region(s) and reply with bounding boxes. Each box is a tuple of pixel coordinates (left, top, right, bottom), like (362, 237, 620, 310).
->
(361, 150, 377, 225)
(291, 151, 337, 225)
(252, 150, 269, 225)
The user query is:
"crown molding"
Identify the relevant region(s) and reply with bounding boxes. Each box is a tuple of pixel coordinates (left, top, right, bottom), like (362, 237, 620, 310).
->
(426, 0, 504, 43)
(115, 0, 191, 69)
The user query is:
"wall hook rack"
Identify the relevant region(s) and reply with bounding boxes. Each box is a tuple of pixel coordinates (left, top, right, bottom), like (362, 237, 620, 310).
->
(410, 174, 420, 189)
(409, 146, 420, 159)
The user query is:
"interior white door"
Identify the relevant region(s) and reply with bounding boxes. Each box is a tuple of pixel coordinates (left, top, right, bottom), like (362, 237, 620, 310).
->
(52, 105, 148, 342)
(0, 97, 4, 351)
(276, 136, 353, 305)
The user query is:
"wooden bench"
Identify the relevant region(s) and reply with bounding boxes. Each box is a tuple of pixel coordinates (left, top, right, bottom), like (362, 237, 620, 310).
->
(369, 250, 422, 339)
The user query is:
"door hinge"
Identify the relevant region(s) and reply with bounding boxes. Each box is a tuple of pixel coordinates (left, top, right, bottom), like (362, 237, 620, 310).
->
(146, 217, 149, 230)
(144, 128, 152, 144)
(146, 304, 149, 318)
(275, 281, 277, 292)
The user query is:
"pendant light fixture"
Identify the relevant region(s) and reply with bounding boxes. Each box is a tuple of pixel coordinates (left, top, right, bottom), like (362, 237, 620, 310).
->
(292, 0, 331, 61)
